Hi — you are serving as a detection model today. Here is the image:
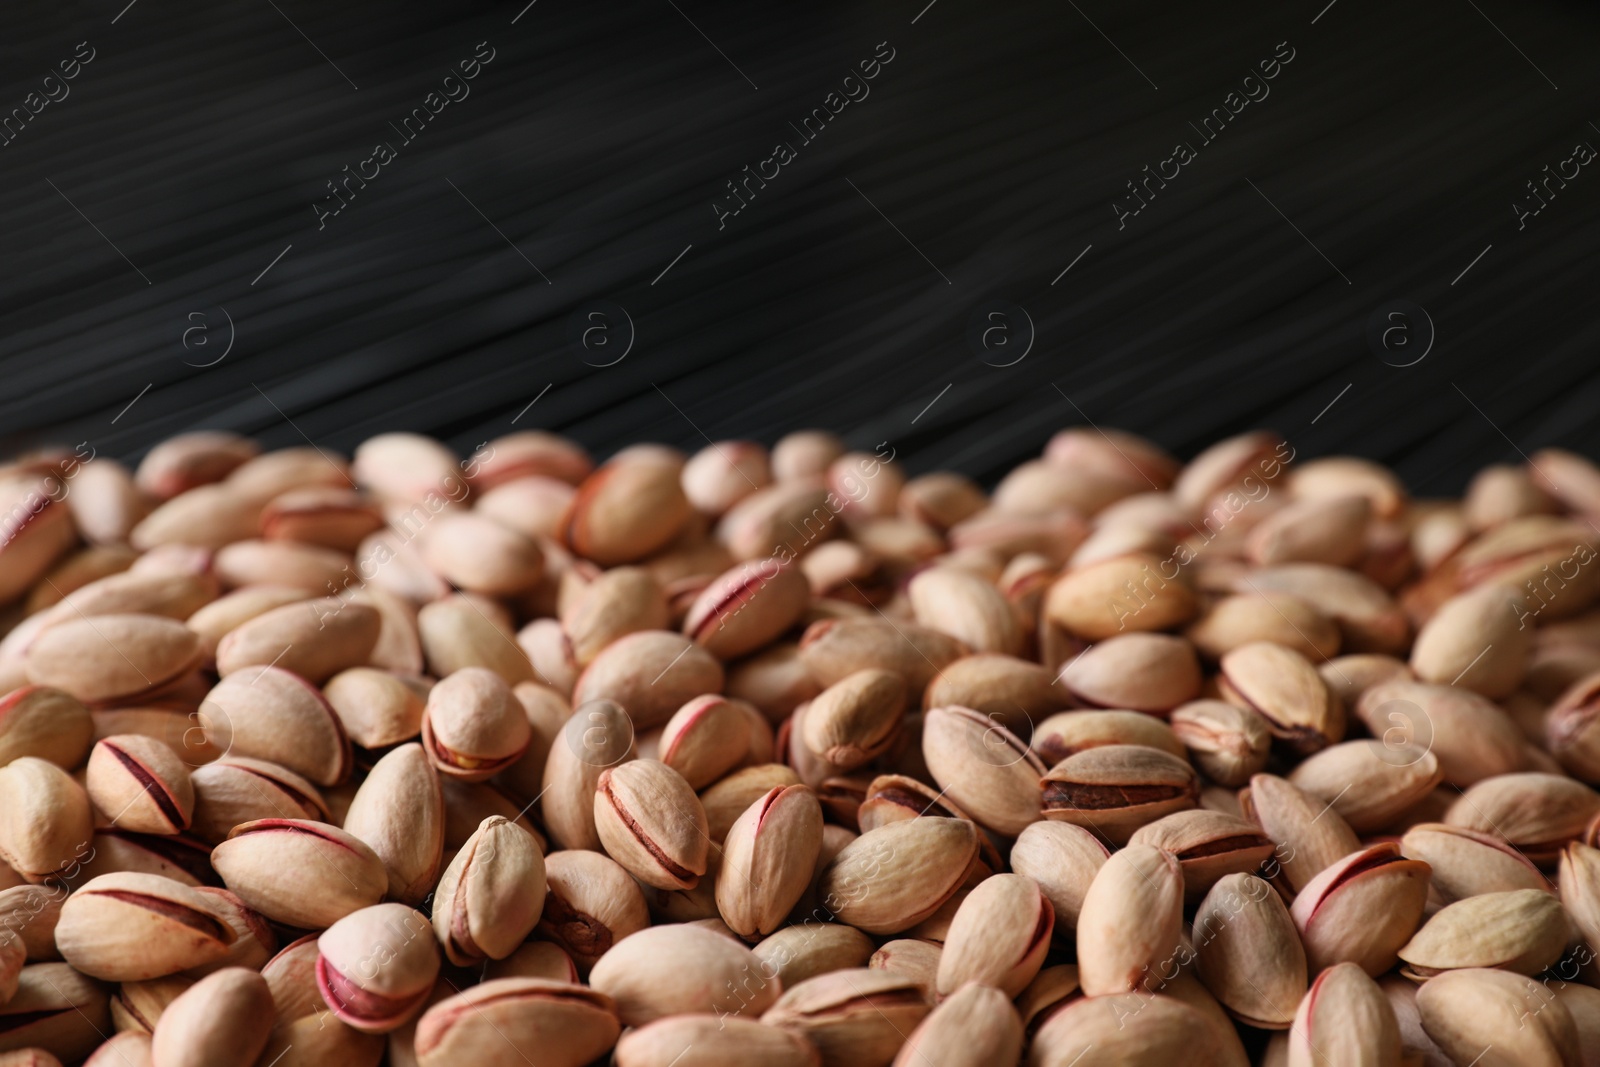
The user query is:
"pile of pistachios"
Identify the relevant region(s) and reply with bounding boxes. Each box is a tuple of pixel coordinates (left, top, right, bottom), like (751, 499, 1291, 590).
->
(0, 426, 1597, 1066)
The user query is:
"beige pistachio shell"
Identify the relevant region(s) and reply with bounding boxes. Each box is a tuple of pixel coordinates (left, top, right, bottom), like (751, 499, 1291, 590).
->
(590, 923, 778, 1025)
(892, 982, 1022, 1067)
(85, 735, 193, 834)
(1040, 744, 1199, 846)
(571, 631, 725, 730)
(431, 816, 547, 966)
(540, 699, 635, 852)
(593, 760, 709, 891)
(1287, 962, 1402, 1067)
(760, 968, 928, 1067)
(754, 924, 876, 991)
(1399, 889, 1570, 977)
(210, 819, 386, 929)
(1075, 844, 1184, 997)
(55, 873, 237, 981)
(25, 614, 202, 705)
(0, 687, 94, 770)
(341, 743, 445, 906)
(717, 785, 824, 940)
(920, 705, 1044, 837)
(1288, 842, 1431, 976)
(317, 904, 441, 1034)
(1416, 968, 1579, 1067)
(149, 967, 275, 1067)
(816, 818, 979, 936)
(537, 849, 651, 972)
(1193, 873, 1306, 1029)
(1028, 991, 1224, 1067)
(936, 874, 1053, 997)
(0, 758, 94, 883)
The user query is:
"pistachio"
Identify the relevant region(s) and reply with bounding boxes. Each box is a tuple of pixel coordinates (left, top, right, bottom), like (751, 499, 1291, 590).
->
(1287, 739, 1443, 833)
(1415, 968, 1579, 1067)
(892, 982, 1022, 1067)
(421, 667, 531, 782)
(1044, 552, 1200, 640)
(482, 940, 578, 982)
(1288, 842, 1431, 976)
(683, 559, 811, 660)
(936, 874, 1052, 997)
(537, 849, 651, 972)
(593, 760, 709, 890)
(84, 735, 193, 835)
(616, 1014, 819, 1067)
(1443, 771, 1600, 864)
(658, 695, 751, 790)
(559, 566, 669, 667)
(1410, 586, 1531, 698)
(753, 924, 876, 991)
(25, 614, 202, 705)
(541, 699, 635, 851)
(187, 757, 328, 845)
(148, 967, 275, 1067)
(571, 631, 726, 730)
(1128, 809, 1276, 902)
(1169, 700, 1272, 787)
(801, 670, 905, 772)
(186, 586, 311, 667)
(419, 512, 544, 596)
(1286, 962, 1402, 1067)
(83, 1033, 153, 1067)
(322, 667, 426, 750)
(590, 923, 778, 1024)
(211, 819, 386, 928)
(1399, 888, 1568, 978)
(431, 816, 546, 965)
(0, 759, 94, 883)
(198, 667, 352, 786)
(1058, 633, 1202, 713)
(1247, 495, 1371, 567)
(1193, 873, 1306, 1029)
(0, 885, 64, 960)
(921, 654, 1067, 732)
(1185, 591, 1342, 662)
(1031, 709, 1186, 766)
(1028, 990, 1221, 1067)
(816, 819, 979, 936)
(1244, 563, 1411, 655)
(920, 705, 1045, 836)
(416, 593, 537, 683)
(316, 904, 440, 1033)
(717, 785, 824, 940)
(906, 566, 1021, 656)
(761, 968, 928, 1067)
(798, 618, 967, 695)
(0, 963, 112, 1063)
(1218, 642, 1344, 755)
(212, 540, 353, 595)
(341, 743, 444, 906)
(55, 873, 236, 981)
(1008, 821, 1108, 935)
(1075, 844, 1184, 996)
(717, 482, 839, 561)
(1040, 744, 1200, 846)
(0, 687, 94, 770)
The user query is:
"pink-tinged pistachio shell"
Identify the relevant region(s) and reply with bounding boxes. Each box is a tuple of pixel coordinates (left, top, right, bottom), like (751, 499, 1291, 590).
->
(0, 477, 79, 605)
(571, 631, 725, 731)
(1044, 553, 1199, 641)
(1354, 679, 1525, 787)
(85, 735, 193, 834)
(0, 686, 94, 769)
(564, 458, 693, 566)
(1075, 844, 1184, 996)
(211, 819, 386, 928)
(24, 544, 139, 615)
(537, 849, 651, 973)
(223, 447, 353, 506)
(591, 923, 776, 1025)
(1031, 709, 1186, 766)
(1045, 427, 1180, 488)
(948, 508, 1089, 563)
(135, 432, 260, 499)
(992, 460, 1142, 519)
(771, 432, 845, 483)
(212, 539, 354, 594)
(431, 816, 546, 966)
(67, 460, 153, 547)
(922, 654, 1068, 732)
(919, 705, 1044, 837)
(561, 566, 670, 668)
(1444, 772, 1600, 864)
(467, 431, 593, 490)
(342, 744, 445, 906)
(40, 568, 215, 625)
(906, 567, 1022, 656)
(659, 695, 751, 790)
(716, 785, 825, 940)
(84, 1032, 154, 1066)
(0, 963, 113, 1062)
(1289, 842, 1432, 976)
(419, 513, 545, 597)
(317, 904, 441, 1034)
(681, 441, 771, 516)
(1058, 633, 1202, 713)
(198, 668, 352, 786)
(25, 614, 202, 705)
(682, 559, 810, 660)
(72, 829, 214, 887)
(350, 434, 464, 505)
(188, 757, 328, 845)
(1287, 962, 1402, 1067)
(1401, 822, 1549, 904)
(149, 966, 275, 1067)
(0, 758, 94, 883)
(937, 874, 1053, 997)
(1409, 586, 1531, 699)
(816, 818, 980, 936)
(422, 668, 531, 782)
(1172, 430, 1288, 508)
(802, 669, 906, 772)
(898, 472, 988, 531)
(593, 760, 709, 891)
(214, 597, 379, 684)
(129, 485, 261, 552)
(717, 481, 839, 561)
(54, 872, 237, 981)
(187, 885, 276, 977)
(1246, 495, 1371, 567)
(413, 978, 619, 1067)
(322, 667, 426, 749)
(185, 585, 311, 666)
(1399, 888, 1568, 978)
(476, 476, 577, 544)
(1416, 967, 1579, 1067)
(482, 941, 579, 983)
(617, 1015, 819, 1067)
(259, 487, 385, 551)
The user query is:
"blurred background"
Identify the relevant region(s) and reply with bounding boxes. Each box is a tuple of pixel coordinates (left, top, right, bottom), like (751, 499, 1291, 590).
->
(1, 0, 1596, 493)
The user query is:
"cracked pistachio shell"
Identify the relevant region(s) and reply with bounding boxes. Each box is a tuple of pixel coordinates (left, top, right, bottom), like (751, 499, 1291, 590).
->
(0, 758, 94, 883)
(211, 819, 386, 929)
(322, 667, 426, 750)
(1075, 844, 1184, 997)
(0, 687, 94, 770)
(537, 850, 650, 973)
(717, 785, 824, 940)
(316, 904, 441, 1034)
(1193, 873, 1306, 1030)
(0, 885, 64, 960)
(1169, 699, 1272, 788)
(432, 816, 546, 966)
(593, 760, 708, 891)
(936, 874, 1053, 998)
(761, 968, 928, 1067)
(802, 670, 906, 772)
(1416, 968, 1579, 1067)
(590, 923, 777, 1025)
(422, 667, 531, 782)
(55, 873, 237, 981)
(1288, 842, 1431, 976)
(702, 764, 802, 844)
(920, 705, 1044, 837)
(215, 598, 379, 684)
(1128, 809, 1276, 903)
(136, 432, 258, 498)
(1399, 889, 1569, 978)
(1286, 962, 1401, 1067)
(616, 1014, 819, 1067)
(892, 982, 1022, 1067)
(25, 614, 202, 705)
(0, 963, 112, 1063)
(1355, 679, 1525, 787)
(188, 757, 328, 845)
(341, 743, 445, 907)
(868, 939, 941, 998)
(1009, 821, 1108, 933)
(198, 667, 352, 787)
(1286, 739, 1443, 834)
(1040, 744, 1200, 846)
(1443, 772, 1600, 864)
(683, 559, 811, 660)
(540, 698, 635, 852)
(85, 735, 193, 835)
(112, 974, 193, 1034)
(1239, 774, 1361, 895)
(1218, 642, 1344, 755)
(1057, 633, 1202, 714)
(1028, 990, 1221, 1067)
(571, 631, 725, 731)
(816, 818, 979, 936)
(414, 978, 619, 1067)
(149, 967, 275, 1067)
(1400, 822, 1549, 904)
(753, 924, 876, 991)
(660, 695, 751, 790)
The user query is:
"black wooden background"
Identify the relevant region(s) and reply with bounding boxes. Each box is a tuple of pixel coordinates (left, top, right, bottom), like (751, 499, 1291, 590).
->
(1, 0, 1596, 492)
